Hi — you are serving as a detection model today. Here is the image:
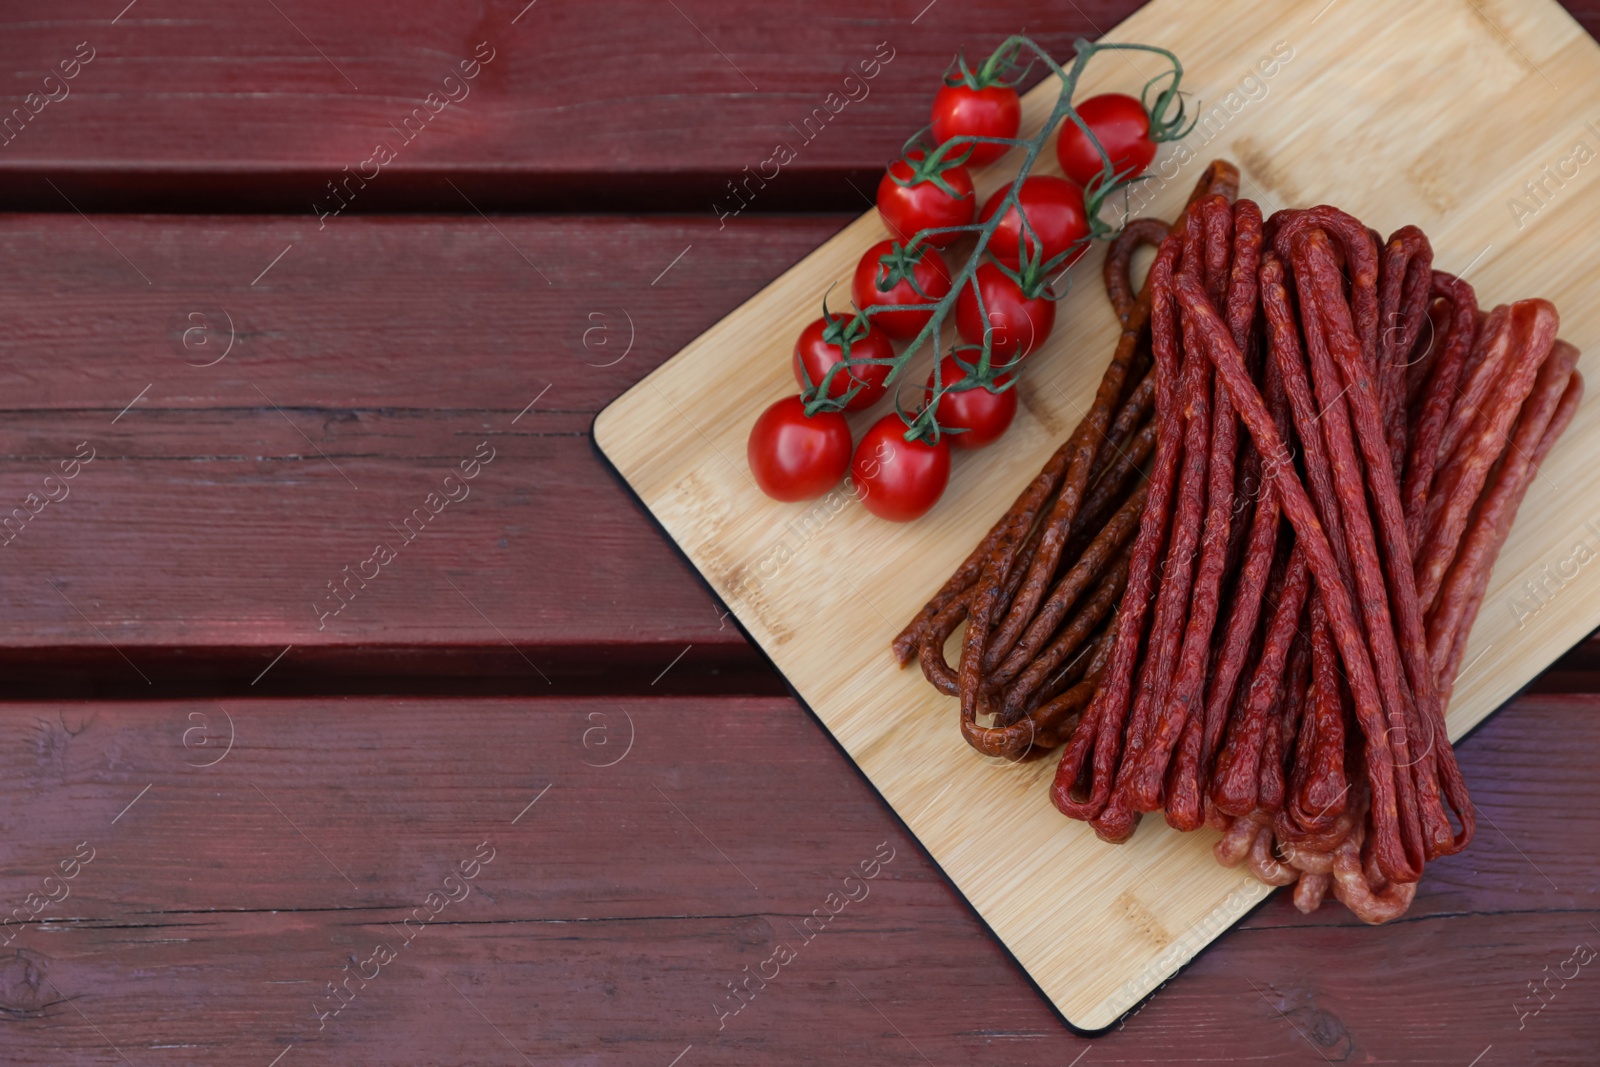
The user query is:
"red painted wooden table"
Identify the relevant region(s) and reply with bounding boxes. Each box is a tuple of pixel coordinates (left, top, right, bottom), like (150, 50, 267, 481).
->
(3, 2, 1597, 1063)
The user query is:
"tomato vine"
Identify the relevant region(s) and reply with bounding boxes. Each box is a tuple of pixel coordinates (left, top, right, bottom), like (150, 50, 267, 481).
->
(799, 35, 1191, 444)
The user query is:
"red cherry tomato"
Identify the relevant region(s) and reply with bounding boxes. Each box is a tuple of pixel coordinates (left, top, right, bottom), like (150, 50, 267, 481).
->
(852, 415, 951, 522)
(792, 315, 894, 411)
(1056, 93, 1157, 188)
(852, 239, 952, 340)
(876, 152, 976, 247)
(980, 177, 1090, 270)
(930, 83, 1021, 167)
(748, 396, 853, 502)
(927, 356, 1016, 449)
(955, 263, 1057, 363)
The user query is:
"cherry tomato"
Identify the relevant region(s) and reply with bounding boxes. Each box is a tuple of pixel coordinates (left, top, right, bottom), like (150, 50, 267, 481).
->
(876, 152, 976, 247)
(927, 356, 1016, 449)
(979, 177, 1090, 270)
(955, 263, 1057, 363)
(792, 315, 894, 411)
(852, 239, 952, 340)
(852, 415, 951, 522)
(748, 396, 853, 502)
(1055, 93, 1157, 188)
(931, 83, 1021, 167)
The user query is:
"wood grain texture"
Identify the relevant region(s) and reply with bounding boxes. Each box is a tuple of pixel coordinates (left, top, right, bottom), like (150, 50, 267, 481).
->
(7, 0, 1600, 1058)
(0, 213, 852, 684)
(595, 0, 1600, 1029)
(0, 693, 1592, 1066)
(5, 0, 1594, 214)
(0, 0, 1144, 213)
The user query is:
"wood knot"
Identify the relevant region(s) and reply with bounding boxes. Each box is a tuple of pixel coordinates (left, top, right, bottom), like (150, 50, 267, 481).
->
(1285, 1002, 1355, 1061)
(731, 916, 773, 947)
(0, 950, 56, 1018)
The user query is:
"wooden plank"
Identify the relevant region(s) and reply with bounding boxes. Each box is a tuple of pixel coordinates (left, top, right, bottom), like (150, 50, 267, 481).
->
(0, 693, 1593, 1064)
(594, 0, 1600, 1029)
(0, 213, 852, 683)
(2, 0, 1146, 213)
(17, 2, 1594, 214)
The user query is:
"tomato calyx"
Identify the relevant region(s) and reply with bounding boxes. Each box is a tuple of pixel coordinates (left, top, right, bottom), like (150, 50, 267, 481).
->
(987, 254, 1056, 304)
(894, 405, 950, 447)
(816, 303, 867, 350)
(866, 240, 941, 301)
(900, 344, 1017, 448)
(946, 344, 1023, 394)
(888, 146, 974, 201)
(798, 295, 890, 417)
(943, 40, 1032, 91)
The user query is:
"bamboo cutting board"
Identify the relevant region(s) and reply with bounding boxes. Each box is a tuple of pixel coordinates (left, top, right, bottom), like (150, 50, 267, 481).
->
(595, 0, 1600, 1031)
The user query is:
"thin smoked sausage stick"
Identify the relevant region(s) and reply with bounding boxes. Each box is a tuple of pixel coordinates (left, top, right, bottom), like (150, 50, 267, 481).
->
(980, 270, 1168, 672)
(1417, 300, 1560, 614)
(917, 503, 1058, 696)
(984, 461, 1144, 679)
(960, 351, 1152, 675)
(1105, 203, 1225, 807)
(1261, 243, 1356, 593)
(1430, 344, 1581, 685)
(1378, 227, 1433, 475)
(1105, 217, 1175, 326)
(1298, 226, 1471, 858)
(1007, 622, 1120, 754)
(1027, 586, 1121, 708)
(1279, 597, 1348, 841)
(1102, 374, 1157, 454)
(1090, 200, 1232, 841)
(896, 372, 1149, 669)
(1260, 627, 1312, 816)
(1271, 207, 1382, 381)
(1211, 546, 1310, 816)
(1435, 305, 1515, 470)
(1290, 230, 1432, 867)
(1174, 266, 1423, 885)
(1052, 233, 1190, 826)
(992, 483, 1147, 702)
(1125, 200, 1263, 813)
(962, 571, 1127, 761)
(893, 447, 1069, 666)
(1164, 343, 1288, 833)
(1406, 297, 1447, 412)
(916, 511, 1048, 694)
(1068, 417, 1157, 551)
(959, 299, 1143, 729)
(1014, 549, 1129, 720)
(934, 367, 1152, 696)
(1402, 272, 1478, 547)
(1437, 371, 1581, 700)
(897, 391, 1119, 667)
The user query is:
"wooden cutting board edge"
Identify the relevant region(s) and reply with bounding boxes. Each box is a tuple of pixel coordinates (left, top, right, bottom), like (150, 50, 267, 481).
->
(587, 430, 1291, 1037)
